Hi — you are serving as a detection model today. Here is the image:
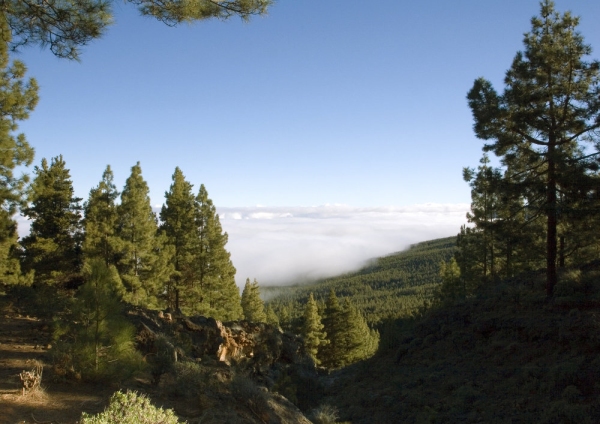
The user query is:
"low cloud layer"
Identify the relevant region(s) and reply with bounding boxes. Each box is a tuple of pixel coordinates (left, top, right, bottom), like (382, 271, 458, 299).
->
(219, 204, 470, 286)
(16, 203, 470, 287)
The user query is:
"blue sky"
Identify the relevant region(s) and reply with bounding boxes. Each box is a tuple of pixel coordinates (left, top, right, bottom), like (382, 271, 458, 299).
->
(12, 1, 600, 284)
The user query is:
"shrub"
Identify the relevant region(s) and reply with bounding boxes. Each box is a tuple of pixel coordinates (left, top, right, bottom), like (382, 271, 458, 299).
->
(272, 371, 298, 405)
(309, 404, 339, 424)
(80, 390, 182, 424)
(168, 361, 207, 397)
(230, 374, 270, 418)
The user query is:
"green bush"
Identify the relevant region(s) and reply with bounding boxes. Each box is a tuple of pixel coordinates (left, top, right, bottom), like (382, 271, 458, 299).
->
(80, 391, 182, 424)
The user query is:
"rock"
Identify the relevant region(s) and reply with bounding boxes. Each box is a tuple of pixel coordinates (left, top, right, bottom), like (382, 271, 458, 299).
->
(128, 307, 307, 370)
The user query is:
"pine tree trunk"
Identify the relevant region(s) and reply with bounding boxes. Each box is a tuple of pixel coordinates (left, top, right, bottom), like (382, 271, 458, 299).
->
(547, 145, 558, 297)
(490, 238, 495, 279)
(559, 235, 565, 268)
(506, 239, 512, 278)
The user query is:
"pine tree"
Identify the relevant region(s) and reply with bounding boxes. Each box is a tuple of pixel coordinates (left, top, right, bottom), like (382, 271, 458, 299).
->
(54, 259, 142, 381)
(318, 291, 379, 368)
(159, 167, 196, 311)
(193, 184, 241, 321)
(467, 0, 600, 296)
(340, 299, 379, 365)
(116, 162, 165, 306)
(0, 20, 38, 287)
(241, 278, 267, 323)
(302, 293, 327, 365)
(5, 0, 273, 60)
(265, 305, 280, 327)
(463, 154, 503, 280)
(319, 289, 346, 369)
(83, 165, 121, 266)
(277, 303, 293, 332)
(437, 257, 463, 302)
(21, 155, 83, 286)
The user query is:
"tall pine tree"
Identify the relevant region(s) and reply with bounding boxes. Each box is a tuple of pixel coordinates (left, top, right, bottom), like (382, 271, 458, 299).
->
(319, 290, 346, 369)
(21, 155, 83, 286)
(116, 162, 167, 307)
(160, 167, 197, 311)
(302, 292, 327, 365)
(467, 0, 600, 296)
(193, 184, 241, 321)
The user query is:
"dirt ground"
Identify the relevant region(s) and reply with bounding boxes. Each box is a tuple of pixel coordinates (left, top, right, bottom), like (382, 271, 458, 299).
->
(0, 298, 113, 424)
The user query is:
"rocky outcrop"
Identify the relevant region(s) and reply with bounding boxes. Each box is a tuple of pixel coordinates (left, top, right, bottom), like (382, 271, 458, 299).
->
(125, 307, 316, 423)
(129, 307, 304, 367)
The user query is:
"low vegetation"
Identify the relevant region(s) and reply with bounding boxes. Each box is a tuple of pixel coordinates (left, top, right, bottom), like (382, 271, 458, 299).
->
(80, 391, 181, 424)
(324, 264, 600, 423)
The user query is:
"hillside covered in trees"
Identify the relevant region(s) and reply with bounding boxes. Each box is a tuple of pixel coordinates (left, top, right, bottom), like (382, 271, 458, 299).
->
(265, 236, 457, 326)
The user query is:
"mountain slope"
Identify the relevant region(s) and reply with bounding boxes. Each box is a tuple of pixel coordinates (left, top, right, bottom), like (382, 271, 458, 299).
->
(266, 236, 457, 325)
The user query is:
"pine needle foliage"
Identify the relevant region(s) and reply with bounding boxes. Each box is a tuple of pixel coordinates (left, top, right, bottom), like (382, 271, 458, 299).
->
(318, 290, 379, 368)
(116, 162, 167, 307)
(241, 278, 267, 323)
(319, 290, 346, 369)
(302, 293, 327, 365)
(192, 184, 241, 320)
(340, 299, 379, 365)
(83, 165, 121, 267)
(265, 304, 280, 326)
(436, 257, 464, 303)
(21, 155, 83, 286)
(0, 19, 38, 287)
(160, 167, 196, 311)
(4, 0, 273, 60)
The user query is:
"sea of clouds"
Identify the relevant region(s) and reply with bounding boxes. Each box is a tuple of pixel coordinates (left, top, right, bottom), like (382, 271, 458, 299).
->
(218, 204, 470, 286)
(16, 203, 470, 287)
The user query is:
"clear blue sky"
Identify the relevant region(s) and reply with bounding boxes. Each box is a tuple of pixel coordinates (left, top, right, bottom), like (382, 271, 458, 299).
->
(14, 0, 600, 209)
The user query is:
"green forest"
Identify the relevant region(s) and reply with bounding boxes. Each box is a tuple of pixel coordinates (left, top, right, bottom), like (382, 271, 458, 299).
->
(265, 236, 457, 326)
(2, 0, 600, 422)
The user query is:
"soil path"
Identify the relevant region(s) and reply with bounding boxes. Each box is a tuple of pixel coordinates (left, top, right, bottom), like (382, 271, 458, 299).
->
(0, 298, 111, 424)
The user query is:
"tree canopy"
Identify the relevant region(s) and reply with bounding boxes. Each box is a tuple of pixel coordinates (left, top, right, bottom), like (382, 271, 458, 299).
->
(2, 0, 273, 60)
(21, 155, 83, 286)
(241, 278, 266, 323)
(0, 17, 38, 287)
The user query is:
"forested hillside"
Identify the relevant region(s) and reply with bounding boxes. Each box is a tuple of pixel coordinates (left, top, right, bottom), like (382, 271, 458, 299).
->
(266, 236, 457, 326)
